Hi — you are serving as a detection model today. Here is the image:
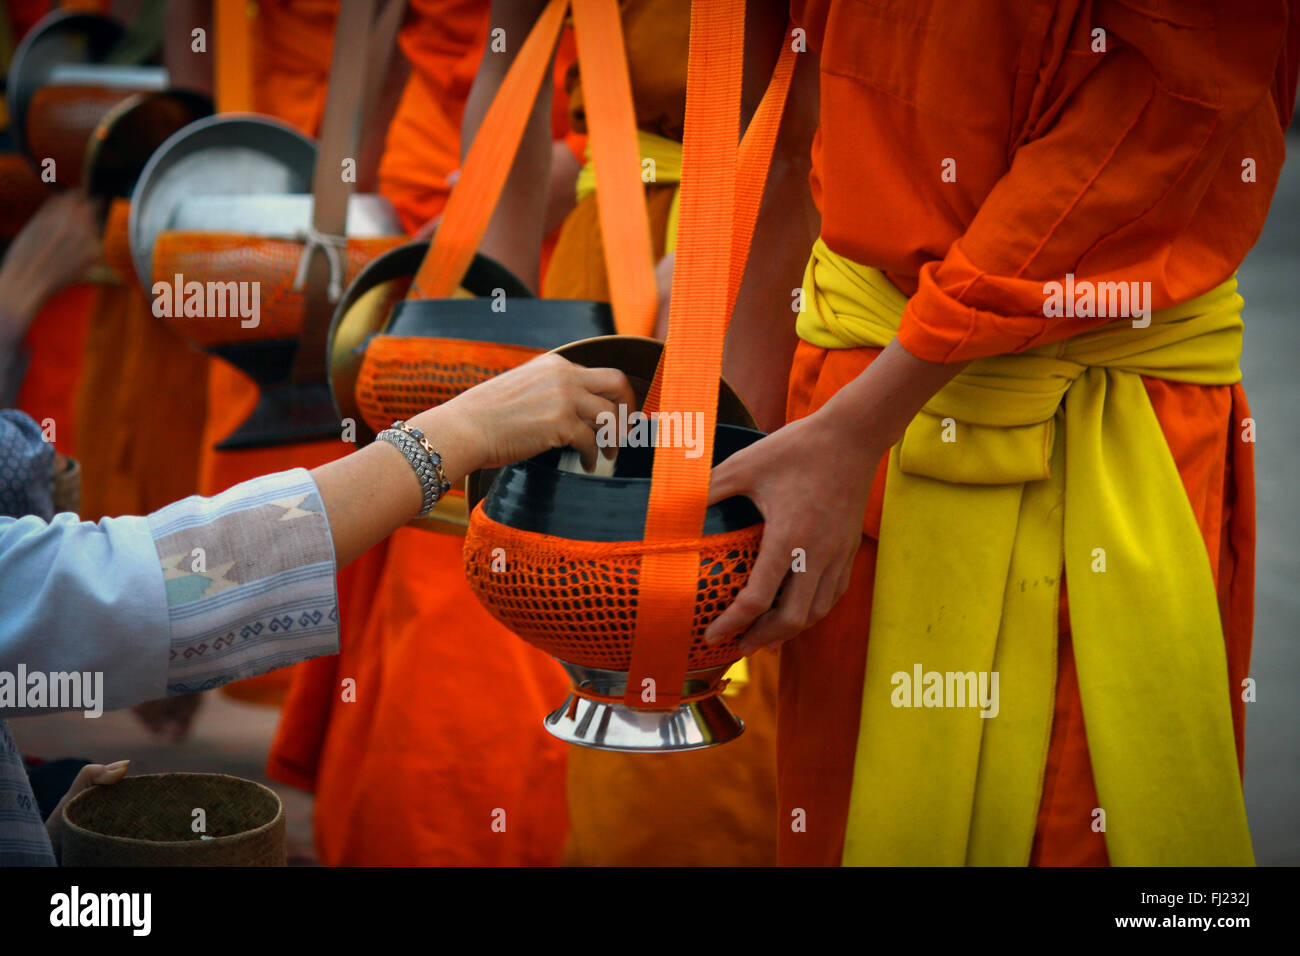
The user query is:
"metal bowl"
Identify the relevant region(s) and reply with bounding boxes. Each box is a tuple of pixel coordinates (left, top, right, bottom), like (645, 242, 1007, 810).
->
(6, 11, 134, 158)
(468, 334, 758, 511)
(482, 423, 764, 542)
(128, 113, 316, 291)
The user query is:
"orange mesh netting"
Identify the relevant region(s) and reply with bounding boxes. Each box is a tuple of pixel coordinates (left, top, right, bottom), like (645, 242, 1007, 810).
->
(101, 198, 134, 282)
(355, 334, 542, 433)
(150, 232, 404, 346)
(0, 153, 47, 241)
(463, 508, 760, 673)
(26, 85, 133, 186)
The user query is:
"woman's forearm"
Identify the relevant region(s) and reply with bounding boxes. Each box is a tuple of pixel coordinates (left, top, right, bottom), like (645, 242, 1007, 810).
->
(310, 404, 483, 568)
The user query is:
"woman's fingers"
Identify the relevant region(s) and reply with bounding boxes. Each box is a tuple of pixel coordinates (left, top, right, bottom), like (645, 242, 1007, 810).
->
(566, 414, 603, 471)
(577, 365, 636, 412)
(574, 392, 620, 460)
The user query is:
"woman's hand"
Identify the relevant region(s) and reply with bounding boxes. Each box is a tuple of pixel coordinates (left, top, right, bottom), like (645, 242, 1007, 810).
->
(46, 759, 129, 862)
(313, 354, 635, 567)
(0, 192, 101, 334)
(703, 407, 884, 654)
(417, 352, 637, 477)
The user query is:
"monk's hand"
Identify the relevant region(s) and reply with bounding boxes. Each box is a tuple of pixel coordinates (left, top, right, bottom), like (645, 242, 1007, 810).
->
(425, 353, 636, 474)
(703, 407, 883, 654)
(46, 759, 129, 863)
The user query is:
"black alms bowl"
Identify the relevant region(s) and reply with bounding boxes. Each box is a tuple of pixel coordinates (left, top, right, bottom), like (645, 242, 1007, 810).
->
(386, 295, 615, 351)
(482, 423, 765, 543)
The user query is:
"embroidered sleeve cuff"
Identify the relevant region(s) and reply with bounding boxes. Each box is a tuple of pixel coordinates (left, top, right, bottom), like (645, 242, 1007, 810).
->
(147, 468, 340, 695)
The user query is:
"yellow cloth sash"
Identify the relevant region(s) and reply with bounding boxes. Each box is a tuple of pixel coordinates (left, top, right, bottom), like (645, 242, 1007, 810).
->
(576, 129, 683, 254)
(800, 237, 1253, 866)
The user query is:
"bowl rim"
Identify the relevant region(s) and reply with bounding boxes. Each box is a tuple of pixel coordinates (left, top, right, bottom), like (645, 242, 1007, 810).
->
(503, 422, 767, 489)
(61, 771, 284, 848)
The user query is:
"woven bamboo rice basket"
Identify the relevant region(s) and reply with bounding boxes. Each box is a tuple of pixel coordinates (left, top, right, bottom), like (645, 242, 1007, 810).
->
(61, 772, 285, 866)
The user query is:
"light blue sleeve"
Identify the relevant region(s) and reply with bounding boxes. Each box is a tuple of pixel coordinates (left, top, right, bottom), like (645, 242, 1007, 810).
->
(0, 511, 169, 715)
(0, 468, 340, 716)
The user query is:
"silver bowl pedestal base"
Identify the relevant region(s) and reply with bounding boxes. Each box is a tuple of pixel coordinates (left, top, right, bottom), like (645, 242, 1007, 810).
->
(543, 661, 744, 753)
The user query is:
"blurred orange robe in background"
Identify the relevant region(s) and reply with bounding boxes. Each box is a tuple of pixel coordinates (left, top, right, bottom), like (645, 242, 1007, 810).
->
(777, 0, 1298, 866)
(267, 1, 576, 866)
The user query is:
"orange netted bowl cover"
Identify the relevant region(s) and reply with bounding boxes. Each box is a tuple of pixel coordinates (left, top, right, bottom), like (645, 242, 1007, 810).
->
(463, 507, 759, 672)
(355, 335, 542, 434)
(150, 232, 405, 346)
(26, 85, 131, 187)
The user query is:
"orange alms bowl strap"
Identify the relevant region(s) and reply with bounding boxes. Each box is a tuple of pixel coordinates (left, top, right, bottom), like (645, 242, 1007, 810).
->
(214, 0, 254, 113)
(623, 0, 746, 709)
(570, 0, 657, 337)
(409, 0, 570, 300)
(410, 0, 655, 336)
(642, 33, 797, 414)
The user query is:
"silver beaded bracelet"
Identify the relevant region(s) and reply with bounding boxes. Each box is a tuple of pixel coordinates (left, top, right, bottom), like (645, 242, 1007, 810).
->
(376, 423, 450, 517)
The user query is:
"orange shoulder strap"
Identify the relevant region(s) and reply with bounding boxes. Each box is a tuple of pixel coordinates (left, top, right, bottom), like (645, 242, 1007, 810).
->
(642, 35, 796, 414)
(409, 0, 655, 336)
(624, 8, 797, 708)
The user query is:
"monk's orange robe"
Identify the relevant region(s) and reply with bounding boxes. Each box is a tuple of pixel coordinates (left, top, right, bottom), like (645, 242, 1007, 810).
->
(266, 1, 574, 866)
(541, 0, 779, 866)
(778, 0, 1297, 865)
(14, 284, 91, 458)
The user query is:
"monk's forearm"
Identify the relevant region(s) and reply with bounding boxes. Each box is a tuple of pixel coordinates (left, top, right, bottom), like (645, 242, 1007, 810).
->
(818, 339, 968, 449)
(465, 0, 555, 292)
(164, 1, 213, 96)
(723, 44, 821, 432)
(723, 146, 818, 432)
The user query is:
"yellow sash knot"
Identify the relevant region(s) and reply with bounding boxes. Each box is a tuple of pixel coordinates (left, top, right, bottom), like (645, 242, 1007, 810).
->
(800, 237, 1253, 866)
